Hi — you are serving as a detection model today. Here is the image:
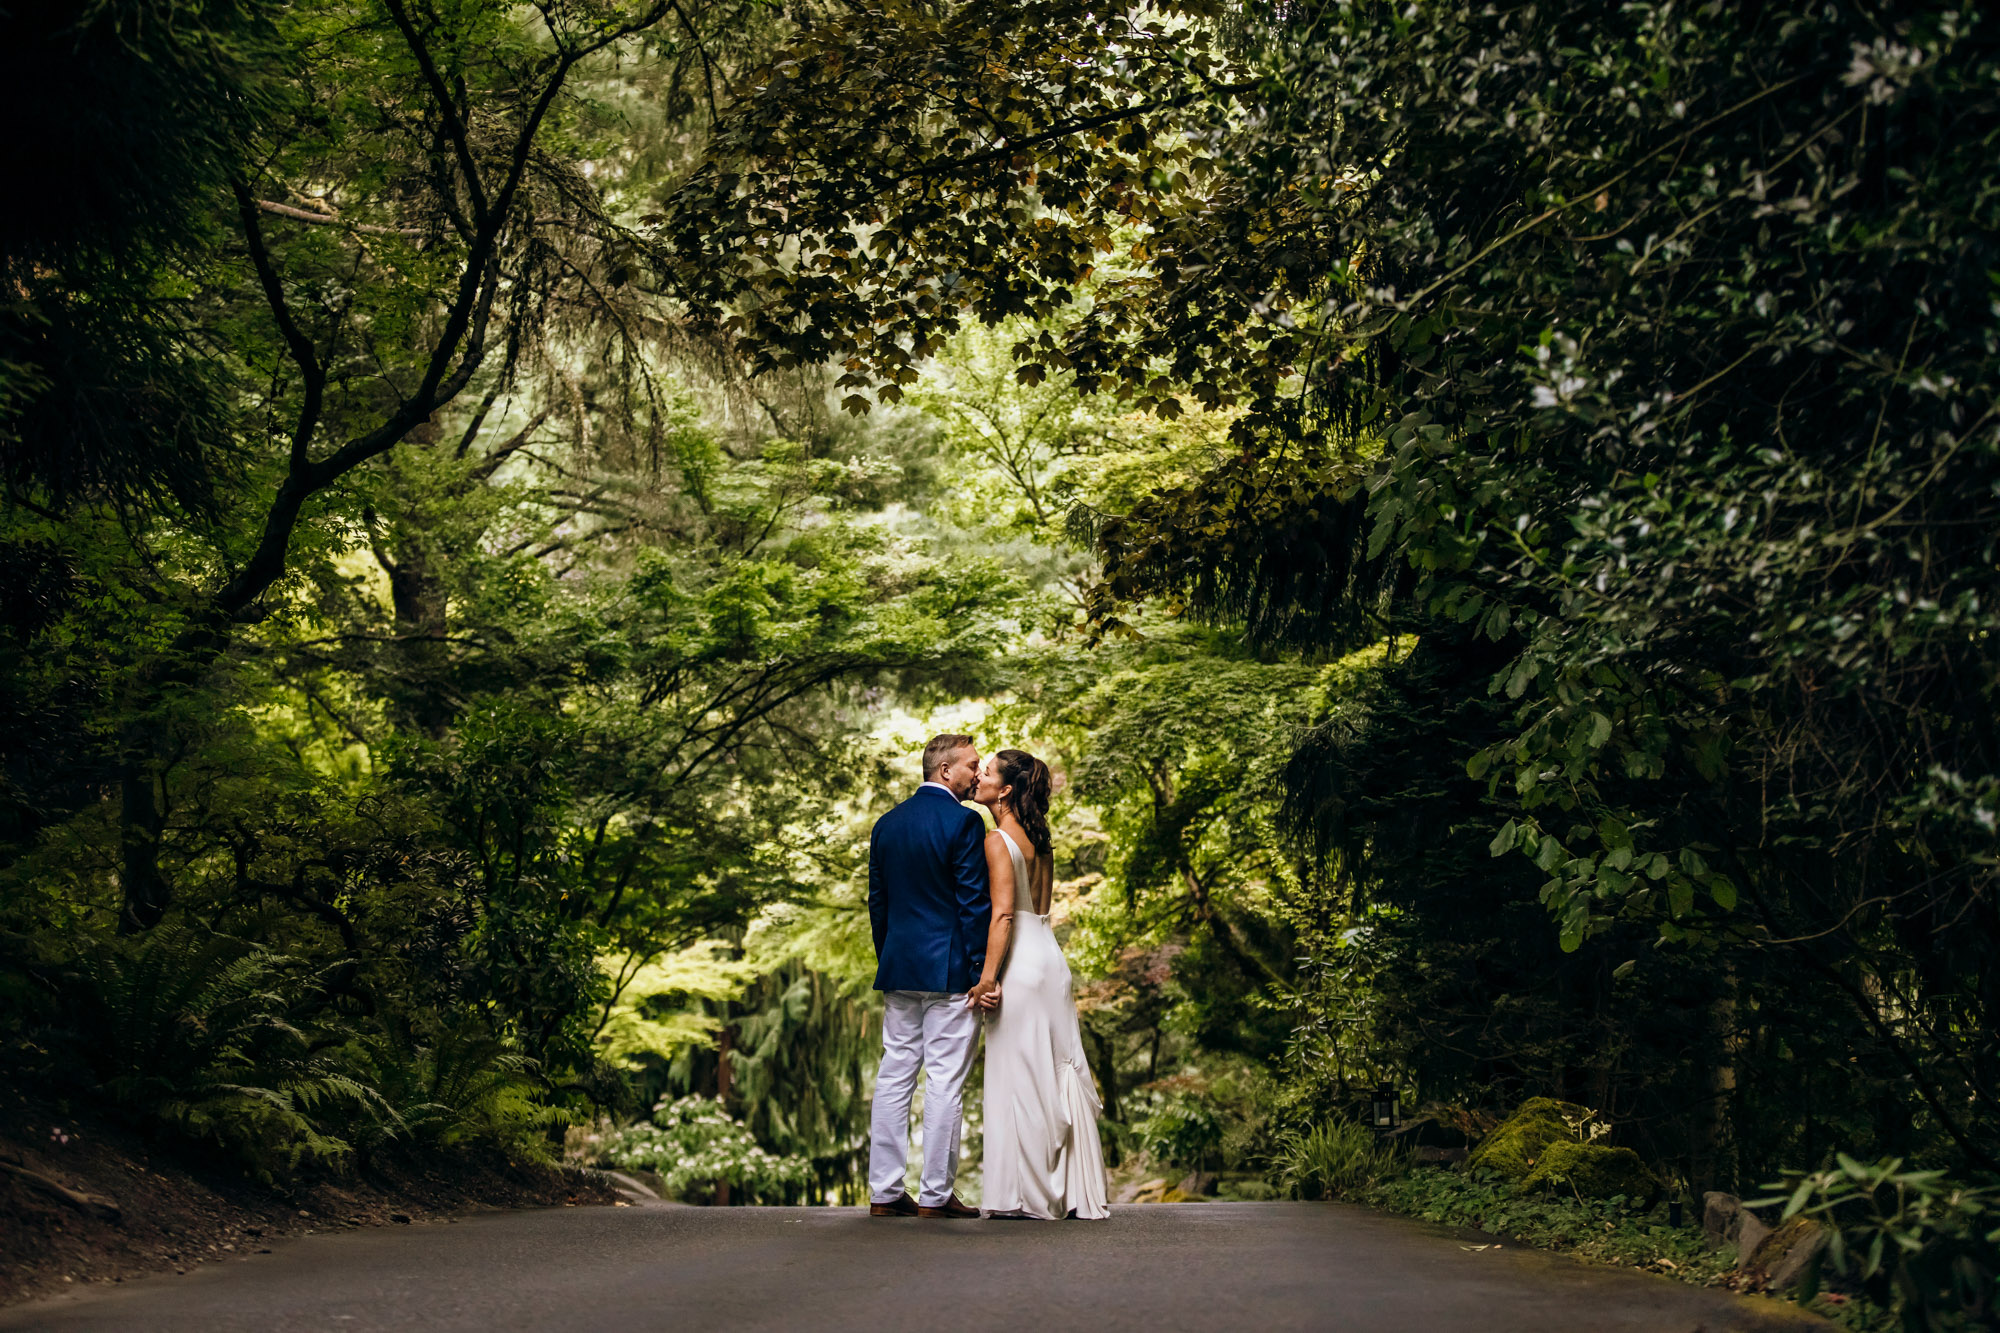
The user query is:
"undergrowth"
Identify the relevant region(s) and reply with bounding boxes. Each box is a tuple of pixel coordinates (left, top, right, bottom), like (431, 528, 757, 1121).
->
(1275, 1119, 1405, 1199)
(1369, 1167, 1729, 1275)
(1366, 1167, 1892, 1331)
(8, 927, 563, 1183)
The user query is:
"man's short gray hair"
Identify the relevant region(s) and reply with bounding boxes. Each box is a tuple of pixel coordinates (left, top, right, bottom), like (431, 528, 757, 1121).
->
(922, 733, 975, 781)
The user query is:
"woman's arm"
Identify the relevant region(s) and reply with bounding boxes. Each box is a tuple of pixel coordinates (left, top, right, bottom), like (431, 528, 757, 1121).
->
(969, 831, 1016, 1009)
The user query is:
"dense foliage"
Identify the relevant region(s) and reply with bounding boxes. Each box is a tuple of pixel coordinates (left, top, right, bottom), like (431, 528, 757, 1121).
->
(1058, 0, 2000, 1182)
(0, 0, 1011, 1187)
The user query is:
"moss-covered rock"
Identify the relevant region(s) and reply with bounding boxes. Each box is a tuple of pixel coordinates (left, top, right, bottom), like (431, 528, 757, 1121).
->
(1742, 1215, 1828, 1290)
(1465, 1097, 1593, 1179)
(1520, 1140, 1657, 1199)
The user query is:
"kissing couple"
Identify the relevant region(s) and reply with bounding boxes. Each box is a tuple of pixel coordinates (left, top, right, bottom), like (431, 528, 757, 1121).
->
(866, 734, 1111, 1220)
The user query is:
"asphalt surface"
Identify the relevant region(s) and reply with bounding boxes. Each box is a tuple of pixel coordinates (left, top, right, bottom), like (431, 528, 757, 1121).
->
(3, 1201, 1824, 1332)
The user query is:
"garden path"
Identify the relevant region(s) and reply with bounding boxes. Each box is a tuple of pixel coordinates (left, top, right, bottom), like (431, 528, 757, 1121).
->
(0, 1200, 1824, 1331)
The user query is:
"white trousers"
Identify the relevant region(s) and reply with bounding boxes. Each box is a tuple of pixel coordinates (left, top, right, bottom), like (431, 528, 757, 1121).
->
(869, 989, 980, 1206)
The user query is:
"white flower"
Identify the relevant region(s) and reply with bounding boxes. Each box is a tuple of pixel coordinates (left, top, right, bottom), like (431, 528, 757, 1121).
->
(1844, 39, 1925, 104)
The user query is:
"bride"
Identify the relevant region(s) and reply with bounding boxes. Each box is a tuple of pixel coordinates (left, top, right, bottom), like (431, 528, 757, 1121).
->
(970, 748, 1110, 1220)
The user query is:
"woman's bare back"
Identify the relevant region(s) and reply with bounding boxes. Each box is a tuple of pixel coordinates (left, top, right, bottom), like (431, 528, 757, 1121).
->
(996, 813, 1053, 914)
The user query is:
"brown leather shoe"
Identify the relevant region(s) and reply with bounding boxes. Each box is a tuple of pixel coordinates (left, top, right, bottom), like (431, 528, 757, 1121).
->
(917, 1194, 979, 1219)
(869, 1193, 919, 1217)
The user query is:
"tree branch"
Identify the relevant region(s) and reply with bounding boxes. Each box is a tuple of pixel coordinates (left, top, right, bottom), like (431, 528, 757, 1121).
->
(455, 385, 505, 459)
(256, 199, 424, 237)
(233, 181, 325, 473)
(381, 0, 491, 223)
(470, 406, 555, 480)
(214, 6, 669, 621)
(0, 1158, 119, 1222)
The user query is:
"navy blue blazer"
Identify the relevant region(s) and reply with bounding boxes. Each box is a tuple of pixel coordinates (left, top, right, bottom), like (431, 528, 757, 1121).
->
(868, 785, 991, 993)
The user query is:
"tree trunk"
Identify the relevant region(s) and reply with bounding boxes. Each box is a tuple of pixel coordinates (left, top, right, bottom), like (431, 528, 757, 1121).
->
(713, 1023, 735, 1207)
(1694, 967, 1740, 1193)
(1088, 1025, 1122, 1167)
(382, 534, 454, 736)
(116, 759, 168, 933)
(375, 426, 457, 737)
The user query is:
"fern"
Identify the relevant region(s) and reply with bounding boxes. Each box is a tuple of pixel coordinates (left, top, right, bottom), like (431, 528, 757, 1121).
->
(353, 1018, 562, 1155)
(60, 928, 562, 1175)
(69, 928, 377, 1176)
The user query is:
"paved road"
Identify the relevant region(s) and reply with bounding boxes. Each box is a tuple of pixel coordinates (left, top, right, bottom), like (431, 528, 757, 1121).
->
(3, 1202, 1822, 1332)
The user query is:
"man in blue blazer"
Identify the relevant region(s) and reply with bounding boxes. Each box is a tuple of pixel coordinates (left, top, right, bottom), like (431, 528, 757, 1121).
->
(865, 733, 994, 1219)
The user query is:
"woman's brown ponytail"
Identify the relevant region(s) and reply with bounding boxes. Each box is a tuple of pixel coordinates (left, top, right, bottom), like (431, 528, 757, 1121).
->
(995, 748, 1053, 856)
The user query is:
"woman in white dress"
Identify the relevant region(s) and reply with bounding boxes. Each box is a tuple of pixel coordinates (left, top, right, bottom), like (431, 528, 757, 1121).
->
(970, 749, 1110, 1220)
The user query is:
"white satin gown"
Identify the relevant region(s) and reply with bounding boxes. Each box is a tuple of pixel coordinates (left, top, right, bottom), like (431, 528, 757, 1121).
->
(980, 829, 1111, 1219)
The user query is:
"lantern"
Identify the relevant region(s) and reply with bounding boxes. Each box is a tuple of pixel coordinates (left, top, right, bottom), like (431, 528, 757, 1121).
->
(1370, 1082, 1398, 1134)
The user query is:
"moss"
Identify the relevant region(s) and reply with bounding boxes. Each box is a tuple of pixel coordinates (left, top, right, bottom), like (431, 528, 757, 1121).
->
(1465, 1097, 1593, 1179)
(1520, 1140, 1657, 1199)
(1744, 1216, 1821, 1276)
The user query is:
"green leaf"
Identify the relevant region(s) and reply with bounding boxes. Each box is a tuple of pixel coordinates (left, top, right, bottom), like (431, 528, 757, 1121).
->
(1488, 819, 1519, 857)
(1586, 712, 1611, 748)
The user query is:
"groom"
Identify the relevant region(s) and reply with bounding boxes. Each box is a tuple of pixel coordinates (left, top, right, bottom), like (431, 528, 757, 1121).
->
(866, 733, 997, 1219)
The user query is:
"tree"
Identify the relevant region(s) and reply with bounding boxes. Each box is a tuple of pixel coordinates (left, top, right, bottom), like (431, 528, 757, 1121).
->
(1056, 0, 2000, 1177)
(0, 0, 1053, 1175)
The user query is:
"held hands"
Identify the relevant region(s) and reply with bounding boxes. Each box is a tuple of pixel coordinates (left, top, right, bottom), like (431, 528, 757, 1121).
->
(966, 979, 1002, 1011)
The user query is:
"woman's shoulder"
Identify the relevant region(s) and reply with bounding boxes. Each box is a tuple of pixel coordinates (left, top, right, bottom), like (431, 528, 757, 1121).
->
(997, 828, 1038, 870)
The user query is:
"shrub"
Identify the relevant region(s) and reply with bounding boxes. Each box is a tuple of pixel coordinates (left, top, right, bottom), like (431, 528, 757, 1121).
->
(1758, 1156, 1999, 1331)
(1371, 1166, 1732, 1278)
(71, 928, 384, 1177)
(1274, 1119, 1406, 1200)
(45, 928, 568, 1179)
(1134, 1093, 1225, 1170)
(603, 1096, 812, 1204)
(348, 1020, 563, 1158)
(1219, 1177, 1282, 1202)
